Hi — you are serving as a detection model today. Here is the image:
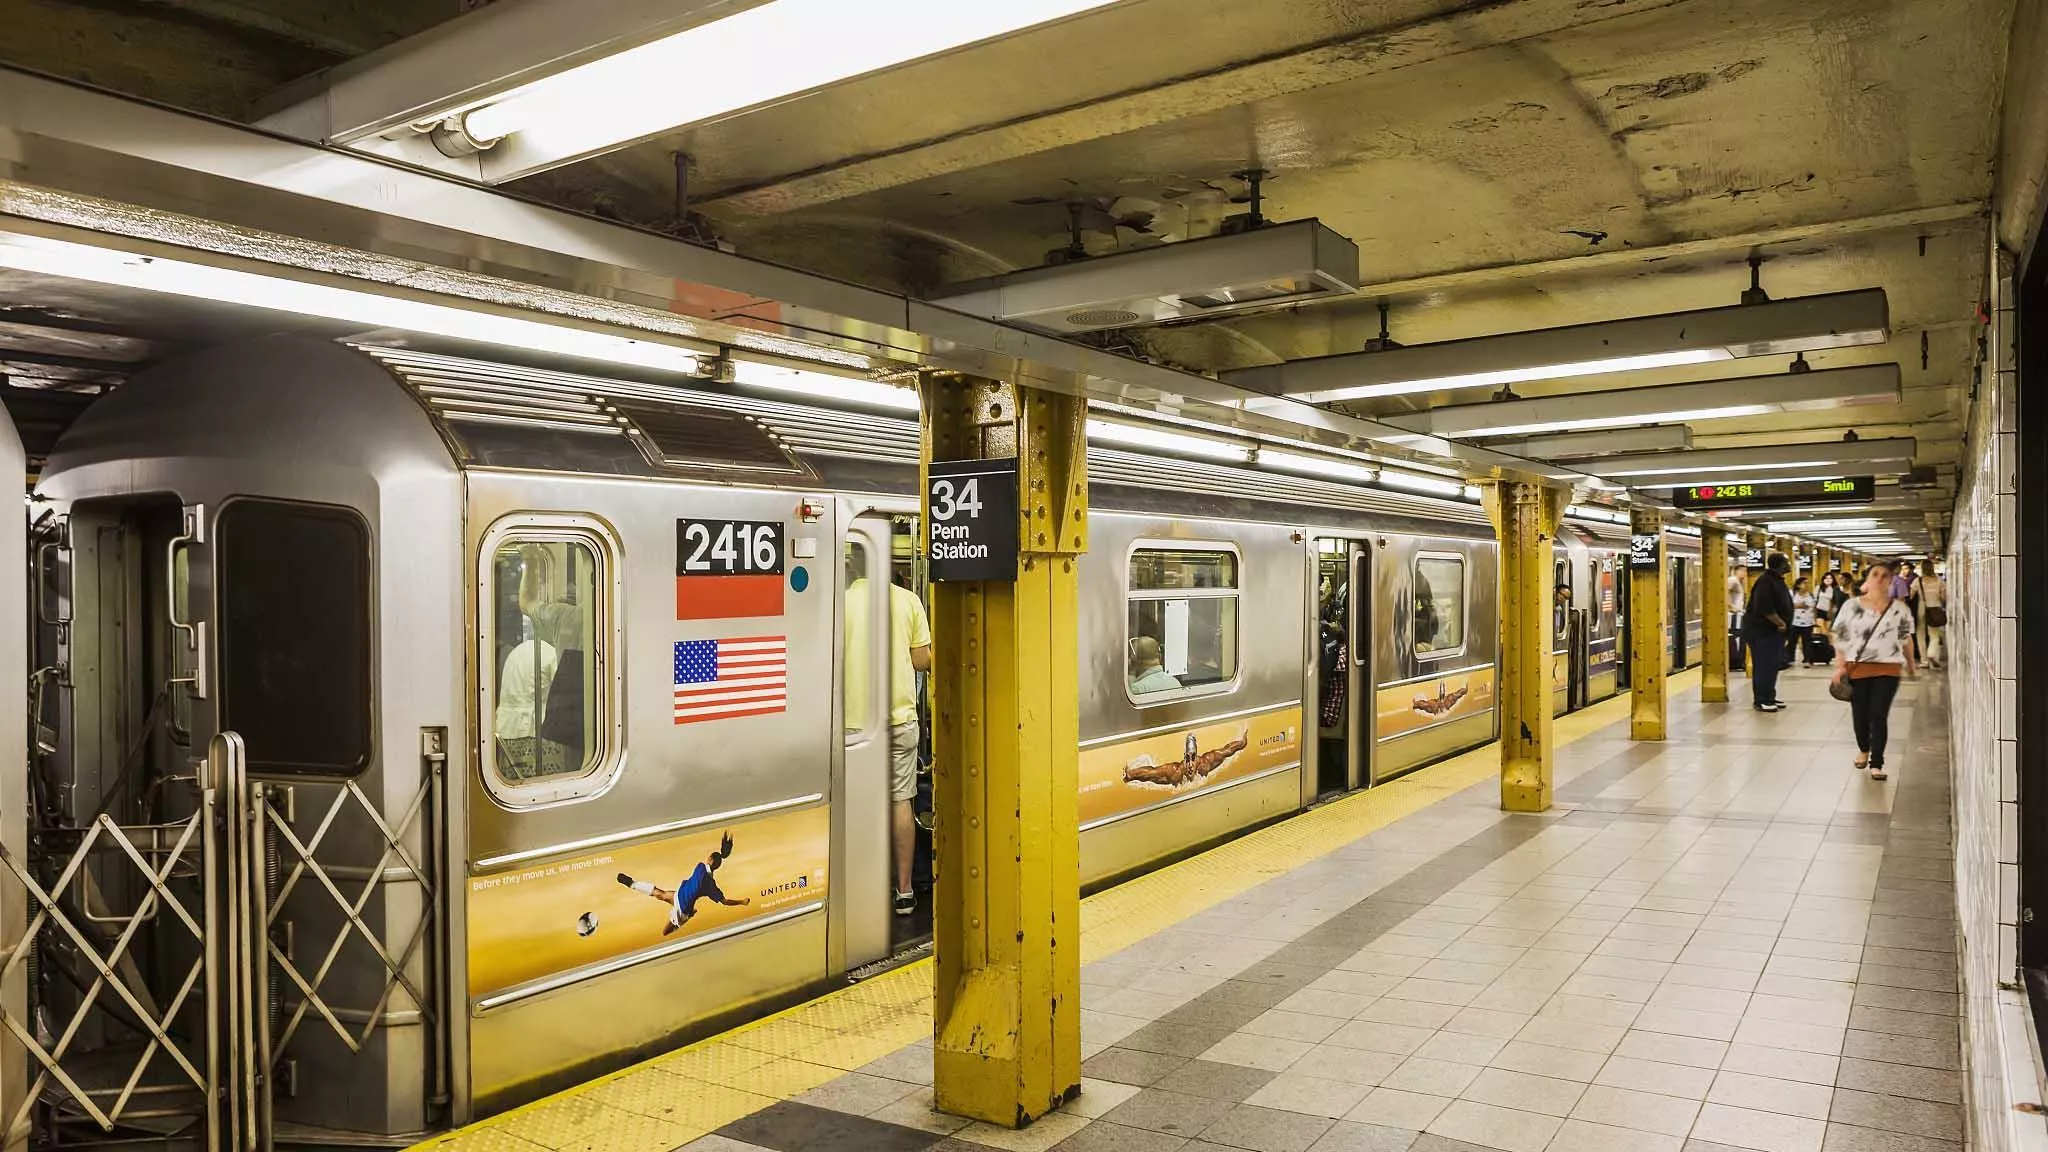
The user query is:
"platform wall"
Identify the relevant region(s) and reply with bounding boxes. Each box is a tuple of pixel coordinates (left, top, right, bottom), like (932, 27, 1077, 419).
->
(1947, 239, 2047, 1152)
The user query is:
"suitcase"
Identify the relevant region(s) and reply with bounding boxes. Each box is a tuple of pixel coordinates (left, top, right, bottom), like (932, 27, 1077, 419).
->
(1804, 633, 1834, 664)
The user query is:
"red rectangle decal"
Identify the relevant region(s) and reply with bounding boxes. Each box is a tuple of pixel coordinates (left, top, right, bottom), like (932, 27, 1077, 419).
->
(676, 573, 784, 620)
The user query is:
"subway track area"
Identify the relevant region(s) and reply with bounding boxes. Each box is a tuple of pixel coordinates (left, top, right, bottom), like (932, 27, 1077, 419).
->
(417, 665, 1961, 1152)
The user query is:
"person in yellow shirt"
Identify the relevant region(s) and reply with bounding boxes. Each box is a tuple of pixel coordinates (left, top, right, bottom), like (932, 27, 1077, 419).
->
(883, 578, 932, 914)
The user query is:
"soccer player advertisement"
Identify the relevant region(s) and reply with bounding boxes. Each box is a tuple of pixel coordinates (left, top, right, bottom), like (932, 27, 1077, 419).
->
(466, 805, 829, 1001)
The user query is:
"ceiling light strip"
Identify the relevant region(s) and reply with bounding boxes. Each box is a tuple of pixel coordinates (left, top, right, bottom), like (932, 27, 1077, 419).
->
(1219, 289, 1890, 403)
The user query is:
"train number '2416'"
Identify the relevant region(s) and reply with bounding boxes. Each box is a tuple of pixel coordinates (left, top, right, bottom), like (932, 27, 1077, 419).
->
(678, 519, 784, 575)
(675, 518, 786, 621)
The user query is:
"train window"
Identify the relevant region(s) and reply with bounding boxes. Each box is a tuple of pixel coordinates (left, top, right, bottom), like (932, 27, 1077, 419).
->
(217, 499, 373, 774)
(1413, 553, 1467, 659)
(480, 515, 623, 807)
(841, 540, 877, 739)
(1126, 543, 1240, 706)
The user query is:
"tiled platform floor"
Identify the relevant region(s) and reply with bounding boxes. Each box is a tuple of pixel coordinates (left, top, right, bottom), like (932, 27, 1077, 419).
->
(437, 665, 1962, 1152)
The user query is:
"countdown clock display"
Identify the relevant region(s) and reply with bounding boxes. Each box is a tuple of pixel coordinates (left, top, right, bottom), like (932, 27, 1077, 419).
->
(1670, 476, 1874, 511)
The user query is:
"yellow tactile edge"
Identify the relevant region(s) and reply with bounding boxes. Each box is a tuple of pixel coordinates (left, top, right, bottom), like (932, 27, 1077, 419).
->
(411, 671, 1698, 1152)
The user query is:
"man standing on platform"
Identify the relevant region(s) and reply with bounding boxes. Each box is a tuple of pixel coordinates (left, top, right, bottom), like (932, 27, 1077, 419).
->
(1743, 553, 1795, 712)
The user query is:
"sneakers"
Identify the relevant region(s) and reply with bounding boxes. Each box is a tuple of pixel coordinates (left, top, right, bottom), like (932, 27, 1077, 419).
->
(1754, 702, 1784, 712)
(894, 890, 915, 916)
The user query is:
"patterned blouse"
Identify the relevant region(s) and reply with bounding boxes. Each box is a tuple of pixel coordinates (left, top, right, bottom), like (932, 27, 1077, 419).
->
(1832, 596, 1915, 666)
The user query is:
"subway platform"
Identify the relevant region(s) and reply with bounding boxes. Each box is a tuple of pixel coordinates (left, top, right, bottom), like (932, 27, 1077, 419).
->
(418, 665, 1958, 1152)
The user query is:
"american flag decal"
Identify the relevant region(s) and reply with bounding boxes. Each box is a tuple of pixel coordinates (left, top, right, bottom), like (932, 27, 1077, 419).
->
(673, 637, 788, 724)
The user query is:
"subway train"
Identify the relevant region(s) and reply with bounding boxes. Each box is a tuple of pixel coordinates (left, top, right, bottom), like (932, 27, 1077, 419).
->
(15, 337, 1704, 1146)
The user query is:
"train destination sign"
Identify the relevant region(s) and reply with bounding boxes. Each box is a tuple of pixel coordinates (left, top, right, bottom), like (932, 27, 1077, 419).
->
(926, 457, 1019, 582)
(1670, 475, 1874, 511)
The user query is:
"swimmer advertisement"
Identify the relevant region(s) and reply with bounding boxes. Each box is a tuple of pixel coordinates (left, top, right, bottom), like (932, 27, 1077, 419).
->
(1078, 707, 1300, 827)
(1375, 668, 1496, 740)
(465, 805, 829, 1002)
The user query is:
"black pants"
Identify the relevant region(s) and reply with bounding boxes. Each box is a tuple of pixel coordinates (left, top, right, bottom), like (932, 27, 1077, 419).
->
(1749, 631, 1785, 706)
(1790, 624, 1814, 664)
(1849, 674, 1902, 766)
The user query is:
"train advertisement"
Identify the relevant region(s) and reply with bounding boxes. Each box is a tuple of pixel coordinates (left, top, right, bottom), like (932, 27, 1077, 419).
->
(466, 805, 831, 1000)
(1375, 668, 1496, 739)
(1079, 707, 1300, 827)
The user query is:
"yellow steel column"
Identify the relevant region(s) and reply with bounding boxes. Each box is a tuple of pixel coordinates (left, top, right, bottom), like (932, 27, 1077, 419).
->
(924, 373, 1085, 1127)
(1629, 509, 1668, 741)
(1485, 481, 1567, 813)
(1702, 523, 1730, 704)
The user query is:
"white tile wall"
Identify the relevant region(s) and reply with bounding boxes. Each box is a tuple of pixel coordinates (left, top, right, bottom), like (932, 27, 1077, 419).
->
(1949, 238, 2045, 1152)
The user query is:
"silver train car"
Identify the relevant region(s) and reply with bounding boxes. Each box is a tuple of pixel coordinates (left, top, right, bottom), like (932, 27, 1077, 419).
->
(17, 337, 1708, 1145)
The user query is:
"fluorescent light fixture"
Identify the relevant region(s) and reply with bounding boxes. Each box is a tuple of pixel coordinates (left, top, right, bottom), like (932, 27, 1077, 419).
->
(456, 0, 1124, 178)
(1462, 485, 1484, 500)
(1258, 449, 1377, 482)
(1379, 469, 1466, 497)
(1220, 289, 1890, 403)
(1767, 518, 1878, 531)
(1606, 461, 1832, 478)
(1487, 425, 1693, 459)
(932, 220, 1359, 333)
(1389, 364, 1902, 440)
(1566, 505, 1632, 525)
(0, 230, 711, 375)
(729, 360, 919, 411)
(1581, 437, 1916, 482)
(1086, 418, 1251, 462)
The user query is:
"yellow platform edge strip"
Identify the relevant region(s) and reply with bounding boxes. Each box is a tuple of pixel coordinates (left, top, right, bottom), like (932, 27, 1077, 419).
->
(414, 671, 1700, 1152)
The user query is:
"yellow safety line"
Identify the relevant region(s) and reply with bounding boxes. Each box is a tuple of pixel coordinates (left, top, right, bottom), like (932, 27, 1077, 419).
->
(412, 671, 1699, 1152)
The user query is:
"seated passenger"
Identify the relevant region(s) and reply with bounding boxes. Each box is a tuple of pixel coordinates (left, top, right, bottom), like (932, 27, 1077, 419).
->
(1127, 636, 1183, 695)
(494, 637, 559, 778)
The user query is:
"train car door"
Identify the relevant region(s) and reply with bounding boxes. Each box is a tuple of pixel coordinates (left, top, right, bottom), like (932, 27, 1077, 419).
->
(1312, 538, 1371, 797)
(837, 514, 895, 969)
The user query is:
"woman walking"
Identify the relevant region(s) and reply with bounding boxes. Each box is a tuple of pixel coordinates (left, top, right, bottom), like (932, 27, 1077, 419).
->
(1790, 577, 1818, 666)
(1831, 561, 1918, 781)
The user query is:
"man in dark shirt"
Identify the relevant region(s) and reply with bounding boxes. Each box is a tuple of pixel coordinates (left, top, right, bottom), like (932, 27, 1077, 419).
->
(1742, 554, 1795, 712)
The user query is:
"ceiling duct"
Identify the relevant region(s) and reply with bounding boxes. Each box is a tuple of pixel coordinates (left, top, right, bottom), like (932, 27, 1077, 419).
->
(927, 218, 1359, 335)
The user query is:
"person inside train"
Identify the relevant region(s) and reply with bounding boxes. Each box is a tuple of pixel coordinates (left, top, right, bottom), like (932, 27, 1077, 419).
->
(493, 636, 560, 778)
(1128, 635, 1182, 695)
(843, 553, 934, 916)
(1741, 552, 1794, 712)
(1553, 582, 1572, 640)
(881, 572, 932, 915)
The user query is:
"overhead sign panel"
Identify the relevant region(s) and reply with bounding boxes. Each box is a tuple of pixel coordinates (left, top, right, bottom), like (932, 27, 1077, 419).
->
(1671, 476, 1874, 511)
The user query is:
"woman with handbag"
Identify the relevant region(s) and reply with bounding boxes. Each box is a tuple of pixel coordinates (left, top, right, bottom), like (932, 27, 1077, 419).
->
(1830, 561, 1918, 781)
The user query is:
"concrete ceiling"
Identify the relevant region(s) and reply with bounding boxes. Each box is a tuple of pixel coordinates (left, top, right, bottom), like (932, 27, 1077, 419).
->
(0, 0, 2029, 549)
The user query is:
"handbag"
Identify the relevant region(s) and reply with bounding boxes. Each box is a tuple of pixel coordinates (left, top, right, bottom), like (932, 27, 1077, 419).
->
(1926, 606, 1948, 628)
(1829, 601, 1896, 702)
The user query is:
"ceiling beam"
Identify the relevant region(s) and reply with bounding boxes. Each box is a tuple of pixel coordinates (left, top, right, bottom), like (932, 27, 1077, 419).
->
(695, 0, 1695, 217)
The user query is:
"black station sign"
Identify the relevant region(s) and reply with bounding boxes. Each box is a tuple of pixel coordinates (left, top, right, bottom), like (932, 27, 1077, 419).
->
(1743, 548, 1766, 569)
(926, 458, 1019, 582)
(1628, 533, 1661, 570)
(1670, 476, 1874, 511)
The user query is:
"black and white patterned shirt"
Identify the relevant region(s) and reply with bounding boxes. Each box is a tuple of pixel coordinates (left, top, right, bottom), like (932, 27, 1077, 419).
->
(1833, 597, 1915, 665)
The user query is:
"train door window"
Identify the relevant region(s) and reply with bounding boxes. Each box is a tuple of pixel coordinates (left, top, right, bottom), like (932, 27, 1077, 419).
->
(1413, 552, 1467, 659)
(842, 539, 877, 739)
(480, 515, 623, 807)
(1126, 543, 1240, 705)
(217, 499, 373, 774)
